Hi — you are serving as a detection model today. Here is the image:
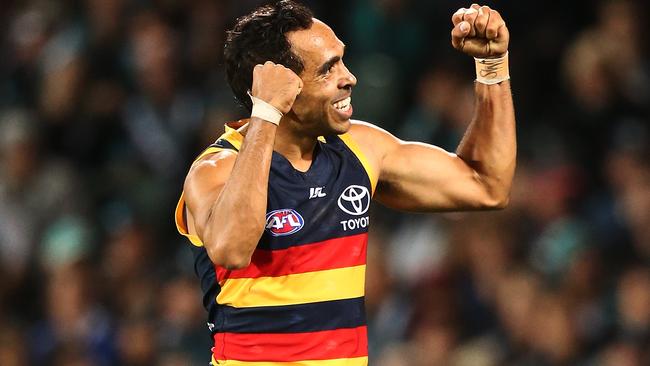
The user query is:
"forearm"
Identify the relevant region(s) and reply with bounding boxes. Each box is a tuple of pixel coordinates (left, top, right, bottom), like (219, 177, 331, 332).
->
(204, 118, 275, 267)
(456, 81, 516, 206)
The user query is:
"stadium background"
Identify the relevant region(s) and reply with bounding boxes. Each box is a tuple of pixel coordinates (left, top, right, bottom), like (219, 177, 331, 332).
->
(0, 0, 648, 365)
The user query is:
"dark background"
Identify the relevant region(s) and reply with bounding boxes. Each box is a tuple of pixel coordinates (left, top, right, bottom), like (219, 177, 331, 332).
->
(0, 0, 648, 365)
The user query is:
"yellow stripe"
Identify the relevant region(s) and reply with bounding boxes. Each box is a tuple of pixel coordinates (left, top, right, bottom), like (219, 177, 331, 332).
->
(217, 265, 366, 308)
(215, 357, 368, 366)
(196, 146, 227, 161)
(174, 192, 204, 247)
(338, 134, 377, 195)
(222, 125, 244, 150)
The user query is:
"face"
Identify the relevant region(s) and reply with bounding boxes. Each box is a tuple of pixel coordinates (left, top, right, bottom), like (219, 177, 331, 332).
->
(286, 19, 357, 136)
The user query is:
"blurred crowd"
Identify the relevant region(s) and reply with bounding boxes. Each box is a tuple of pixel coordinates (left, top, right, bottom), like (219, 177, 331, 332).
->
(0, 0, 648, 365)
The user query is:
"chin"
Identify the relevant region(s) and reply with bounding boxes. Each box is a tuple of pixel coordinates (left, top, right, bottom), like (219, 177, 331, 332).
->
(327, 118, 351, 135)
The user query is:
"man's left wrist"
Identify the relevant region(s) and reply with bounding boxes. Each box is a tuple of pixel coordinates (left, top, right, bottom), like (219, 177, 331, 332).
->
(474, 51, 510, 85)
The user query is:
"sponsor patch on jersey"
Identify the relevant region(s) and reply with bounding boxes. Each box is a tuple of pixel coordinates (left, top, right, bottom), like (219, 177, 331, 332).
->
(265, 209, 304, 236)
(338, 185, 370, 216)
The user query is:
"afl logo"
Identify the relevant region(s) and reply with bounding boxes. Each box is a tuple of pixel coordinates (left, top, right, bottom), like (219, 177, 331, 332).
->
(265, 209, 304, 236)
(338, 185, 370, 216)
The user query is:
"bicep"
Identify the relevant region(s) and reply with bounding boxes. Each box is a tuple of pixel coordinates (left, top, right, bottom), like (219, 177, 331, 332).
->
(375, 141, 494, 211)
(183, 151, 237, 238)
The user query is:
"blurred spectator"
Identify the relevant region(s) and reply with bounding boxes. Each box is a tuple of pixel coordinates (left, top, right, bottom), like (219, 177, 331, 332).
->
(0, 325, 27, 366)
(30, 261, 116, 366)
(123, 11, 204, 181)
(398, 64, 473, 151)
(0, 109, 84, 294)
(158, 275, 211, 364)
(597, 342, 645, 366)
(116, 317, 157, 366)
(615, 267, 650, 342)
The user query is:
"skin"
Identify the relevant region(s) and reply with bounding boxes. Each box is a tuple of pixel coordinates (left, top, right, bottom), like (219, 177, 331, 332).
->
(183, 4, 516, 269)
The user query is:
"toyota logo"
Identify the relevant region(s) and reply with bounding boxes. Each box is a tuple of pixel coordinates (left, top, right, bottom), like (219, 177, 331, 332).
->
(337, 185, 370, 216)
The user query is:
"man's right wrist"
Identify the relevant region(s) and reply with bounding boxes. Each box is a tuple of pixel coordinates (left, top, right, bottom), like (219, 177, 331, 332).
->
(249, 92, 283, 125)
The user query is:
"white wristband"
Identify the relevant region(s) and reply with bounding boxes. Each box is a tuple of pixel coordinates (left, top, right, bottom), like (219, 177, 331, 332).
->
(474, 51, 510, 85)
(249, 93, 283, 125)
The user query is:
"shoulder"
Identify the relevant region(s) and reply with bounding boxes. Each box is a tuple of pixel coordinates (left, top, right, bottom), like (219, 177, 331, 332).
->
(184, 150, 238, 198)
(190, 149, 238, 174)
(348, 120, 401, 145)
(346, 120, 401, 162)
(348, 119, 389, 135)
(186, 122, 247, 183)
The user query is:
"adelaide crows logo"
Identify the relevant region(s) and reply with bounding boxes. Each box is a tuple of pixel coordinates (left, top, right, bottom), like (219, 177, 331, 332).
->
(265, 209, 304, 236)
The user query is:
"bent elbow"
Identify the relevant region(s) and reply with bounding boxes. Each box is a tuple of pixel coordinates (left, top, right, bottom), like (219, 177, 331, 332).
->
(220, 254, 252, 270)
(203, 218, 265, 269)
(206, 243, 252, 269)
(481, 193, 510, 210)
(493, 195, 510, 209)
(204, 228, 263, 269)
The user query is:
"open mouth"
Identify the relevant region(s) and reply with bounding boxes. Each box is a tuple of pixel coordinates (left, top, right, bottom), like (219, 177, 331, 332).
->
(333, 96, 351, 112)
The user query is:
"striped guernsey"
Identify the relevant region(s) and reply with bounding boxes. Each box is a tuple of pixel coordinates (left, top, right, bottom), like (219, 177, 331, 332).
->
(175, 124, 377, 365)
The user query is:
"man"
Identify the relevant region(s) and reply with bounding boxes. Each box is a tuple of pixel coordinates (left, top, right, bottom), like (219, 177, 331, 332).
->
(175, 1, 515, 365)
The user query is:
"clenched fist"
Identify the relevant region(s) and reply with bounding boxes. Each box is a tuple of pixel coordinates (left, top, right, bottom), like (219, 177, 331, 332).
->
(251, 61, 303, 114)
(451, 4, 509, 58)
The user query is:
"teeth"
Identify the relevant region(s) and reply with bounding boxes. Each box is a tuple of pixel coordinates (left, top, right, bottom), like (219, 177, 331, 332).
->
(334, 97, 351, 110)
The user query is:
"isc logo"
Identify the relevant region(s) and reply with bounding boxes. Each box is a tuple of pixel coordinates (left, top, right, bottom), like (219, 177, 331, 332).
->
(265, 209, 304, 236)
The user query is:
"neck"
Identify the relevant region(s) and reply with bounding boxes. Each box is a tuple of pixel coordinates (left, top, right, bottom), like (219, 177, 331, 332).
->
(274, 118, 319, 172)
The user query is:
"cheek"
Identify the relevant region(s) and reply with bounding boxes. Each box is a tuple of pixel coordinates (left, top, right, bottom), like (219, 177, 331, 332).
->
(292, 90, 330, 117)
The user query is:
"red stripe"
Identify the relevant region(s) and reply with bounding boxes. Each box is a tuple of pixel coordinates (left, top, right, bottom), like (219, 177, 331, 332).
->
(216, 233, 368, 282)
(213, 326, 368, 362)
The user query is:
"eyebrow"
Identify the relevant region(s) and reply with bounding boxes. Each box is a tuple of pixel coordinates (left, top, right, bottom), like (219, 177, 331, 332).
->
(317, 56, 341, 75)
(316, 45, 346, 75)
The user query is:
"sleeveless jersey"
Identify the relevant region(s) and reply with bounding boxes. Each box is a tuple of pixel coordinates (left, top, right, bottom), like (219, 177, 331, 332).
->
(175, 125, 377, 366)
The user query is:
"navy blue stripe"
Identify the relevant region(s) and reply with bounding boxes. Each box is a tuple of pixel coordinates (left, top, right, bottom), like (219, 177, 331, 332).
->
(191, 246, 221, 315)
(210, 138, 238, 151)
(214, 297, 366, 333)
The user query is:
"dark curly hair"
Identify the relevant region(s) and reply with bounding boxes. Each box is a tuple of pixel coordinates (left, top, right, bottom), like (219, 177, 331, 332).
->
(224, 1, 314, 111)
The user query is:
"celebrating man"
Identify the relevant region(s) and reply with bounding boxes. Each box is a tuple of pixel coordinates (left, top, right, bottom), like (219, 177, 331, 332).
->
(175, 1, 515, 364)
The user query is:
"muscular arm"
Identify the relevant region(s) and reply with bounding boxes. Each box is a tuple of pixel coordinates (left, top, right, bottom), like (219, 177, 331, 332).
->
(455, 81, 515, 206)
(183, 61, 302, 268)
(184, 119, 276, 269)
(353, 80, 515, 212)
(350, 4, 516, 212)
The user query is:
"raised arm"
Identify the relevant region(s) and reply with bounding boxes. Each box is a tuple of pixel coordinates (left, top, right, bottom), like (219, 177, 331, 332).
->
(183, 62, 302, 269)
(350, 4, 515, 212)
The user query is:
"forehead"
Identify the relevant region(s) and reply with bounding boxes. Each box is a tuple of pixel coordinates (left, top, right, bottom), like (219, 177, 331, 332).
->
(287, 19, 344, 69)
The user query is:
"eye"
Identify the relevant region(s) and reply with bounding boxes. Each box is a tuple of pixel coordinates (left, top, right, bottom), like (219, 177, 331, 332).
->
(324, 64, 335, 75)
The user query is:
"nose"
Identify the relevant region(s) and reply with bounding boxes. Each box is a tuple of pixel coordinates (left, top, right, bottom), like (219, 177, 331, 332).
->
(339, 64, 357, 89)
